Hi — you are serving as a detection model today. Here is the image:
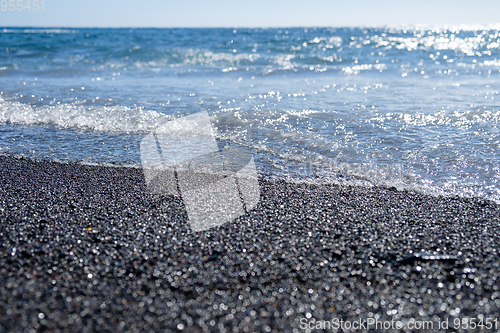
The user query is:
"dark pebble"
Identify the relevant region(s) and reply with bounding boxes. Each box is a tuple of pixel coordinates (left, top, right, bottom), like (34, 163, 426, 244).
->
(1, 155, 499, 332)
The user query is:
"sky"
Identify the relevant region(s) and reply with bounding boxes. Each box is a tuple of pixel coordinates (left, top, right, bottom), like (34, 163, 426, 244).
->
(1, 0, 499, 28)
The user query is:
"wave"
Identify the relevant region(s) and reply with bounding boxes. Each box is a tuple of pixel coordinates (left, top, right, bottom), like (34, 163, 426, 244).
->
(1, 28, 76, 34)
(0, 97, 172, 133)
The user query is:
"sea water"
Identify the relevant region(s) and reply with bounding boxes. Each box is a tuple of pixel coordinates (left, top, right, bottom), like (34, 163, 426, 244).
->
(1, 26, 500, 202)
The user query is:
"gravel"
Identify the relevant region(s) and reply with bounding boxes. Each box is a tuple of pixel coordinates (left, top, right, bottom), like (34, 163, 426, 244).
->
(1, 155, 500, 332)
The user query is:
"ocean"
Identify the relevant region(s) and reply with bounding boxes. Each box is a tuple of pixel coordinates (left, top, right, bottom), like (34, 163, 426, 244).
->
(1, 26, 500, 202)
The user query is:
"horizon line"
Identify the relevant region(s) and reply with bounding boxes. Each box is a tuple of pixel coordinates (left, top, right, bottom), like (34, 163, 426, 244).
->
(2, 23, 500, 30)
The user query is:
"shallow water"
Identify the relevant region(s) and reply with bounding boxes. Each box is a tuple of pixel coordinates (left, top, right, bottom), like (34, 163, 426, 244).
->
(1, 26, 500, 201)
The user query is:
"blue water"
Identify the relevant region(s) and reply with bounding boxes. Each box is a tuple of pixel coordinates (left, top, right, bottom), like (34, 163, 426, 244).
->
(1, 26, 500, 201)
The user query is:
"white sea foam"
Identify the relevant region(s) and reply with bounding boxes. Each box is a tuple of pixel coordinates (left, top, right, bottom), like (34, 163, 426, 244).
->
(1, 28, 75, 34)
(0, 98, 172, 133)
(342, 63, 387, 74)
(482, 59, 500, 67)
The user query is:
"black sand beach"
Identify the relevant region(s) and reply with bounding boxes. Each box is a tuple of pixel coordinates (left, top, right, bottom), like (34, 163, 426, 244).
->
(1, 155, 500, 332)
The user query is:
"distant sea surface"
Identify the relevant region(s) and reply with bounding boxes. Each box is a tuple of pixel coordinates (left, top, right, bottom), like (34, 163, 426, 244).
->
(1, 26, 500, 202)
